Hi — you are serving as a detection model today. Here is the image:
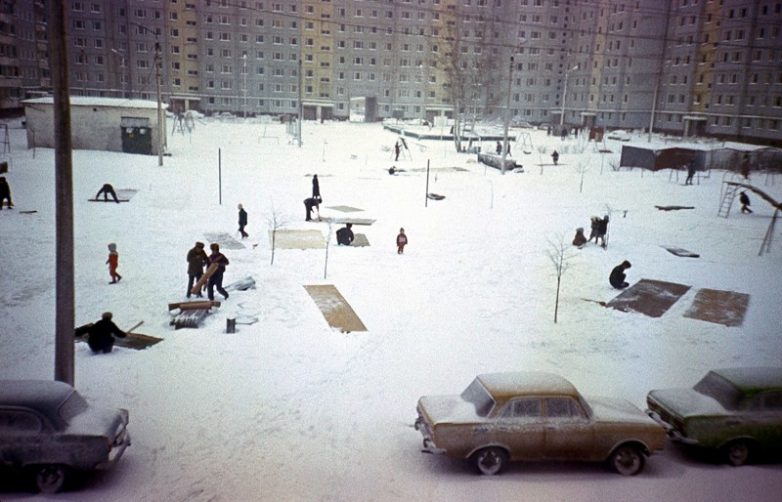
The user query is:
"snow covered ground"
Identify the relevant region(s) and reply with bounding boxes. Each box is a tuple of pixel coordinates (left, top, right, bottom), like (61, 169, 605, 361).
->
(1, 117, 781, 501)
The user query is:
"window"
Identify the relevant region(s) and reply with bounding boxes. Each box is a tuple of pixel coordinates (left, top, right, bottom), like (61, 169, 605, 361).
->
(502, 398, 542, 418)
(546, 398, 586, 418)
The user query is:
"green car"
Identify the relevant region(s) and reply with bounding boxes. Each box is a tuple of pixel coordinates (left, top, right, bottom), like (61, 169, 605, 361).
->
(647, 367, 782, 466)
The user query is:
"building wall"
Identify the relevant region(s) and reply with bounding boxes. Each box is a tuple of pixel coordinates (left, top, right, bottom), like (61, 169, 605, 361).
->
(24, 100, 162, 154)
(4, 1, 782, 145)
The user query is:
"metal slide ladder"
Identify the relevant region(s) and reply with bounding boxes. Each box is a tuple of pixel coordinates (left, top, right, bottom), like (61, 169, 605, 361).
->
(718, 182, 739, 218)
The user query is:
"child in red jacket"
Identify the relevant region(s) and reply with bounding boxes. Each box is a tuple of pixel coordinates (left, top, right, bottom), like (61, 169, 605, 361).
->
(107, 242, 122, 284)
(396, 228, 408, 254)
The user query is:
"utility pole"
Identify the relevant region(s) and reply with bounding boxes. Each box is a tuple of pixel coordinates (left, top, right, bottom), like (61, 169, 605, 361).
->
(297, 57, 303, 148)
(155, 42, 163, 166)
(49, 0, 75, 385)
(242, 53, 248, 118)
(560, 65, 578, 129)
(500, 55, 514, 175)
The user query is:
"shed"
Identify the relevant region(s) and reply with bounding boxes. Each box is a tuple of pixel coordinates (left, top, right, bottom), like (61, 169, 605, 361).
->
(22, 97, 166, 155)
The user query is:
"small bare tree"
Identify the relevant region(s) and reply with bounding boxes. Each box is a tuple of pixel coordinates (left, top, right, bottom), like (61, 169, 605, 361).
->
(576, 161, 590, 193)
(546, 235, 575, 324)
(266, 202, 289, 265)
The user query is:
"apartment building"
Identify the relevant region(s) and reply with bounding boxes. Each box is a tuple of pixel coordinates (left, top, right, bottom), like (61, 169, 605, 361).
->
(1, 0, 780, 145)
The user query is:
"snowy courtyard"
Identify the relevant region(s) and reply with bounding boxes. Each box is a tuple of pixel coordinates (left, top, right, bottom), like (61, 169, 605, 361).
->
(1, 116, 781, 501)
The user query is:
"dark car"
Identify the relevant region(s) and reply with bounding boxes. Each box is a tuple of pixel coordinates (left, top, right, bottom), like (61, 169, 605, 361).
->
(0, 380, 130, 493)
(647, 367, 782, 466)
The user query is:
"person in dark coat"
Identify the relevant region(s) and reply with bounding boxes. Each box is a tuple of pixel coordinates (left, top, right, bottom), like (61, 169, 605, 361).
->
(394, 141, 401, 161)
(336, 223, 354, 246)
(685, 161, 696, 185)
(186, 241, 208, 298)
(76, 312, 127, 354)
(740, 191, 753, 213)
(596, 215, 609, 247)
(0, 176, 13, 209)
(396, 227, 408, 254)
(304, 196, 320, 221)
(95, 183, 120, 203)
(496, 141, 502, 155)
(238, 203, 249, 239)
(207, 243, 229, 301)
(609, 260, 632, 289)
(551, 150, 560, 165)
(572, 227, 587, 248)
(312, 174, 321, 201)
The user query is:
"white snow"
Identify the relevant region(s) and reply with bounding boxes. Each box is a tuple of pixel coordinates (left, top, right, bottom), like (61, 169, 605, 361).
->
(1, 119, 781, 501)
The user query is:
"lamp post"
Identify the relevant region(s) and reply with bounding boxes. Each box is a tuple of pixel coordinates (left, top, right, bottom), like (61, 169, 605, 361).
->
(500, 54, 514, 175)
(560, 65, 578, 130)
(242, 53, 247, 118)
(155, 42, 163, 166)
(111, 49, 127, 98)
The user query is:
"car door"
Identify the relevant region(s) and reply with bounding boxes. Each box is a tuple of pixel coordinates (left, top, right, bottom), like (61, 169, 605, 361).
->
(492, 397, 546, 460)
(754, 391, 782, 448)
(0, 408, 46, 465)
(542, 397, 595, 461)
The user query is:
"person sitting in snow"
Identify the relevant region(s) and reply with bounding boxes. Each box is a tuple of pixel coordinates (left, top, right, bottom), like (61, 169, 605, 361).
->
(572, 227, 587, 248)
(75, 312, 127, 354)
(336, 223, 354, 246)
(609, 260, 632, 289)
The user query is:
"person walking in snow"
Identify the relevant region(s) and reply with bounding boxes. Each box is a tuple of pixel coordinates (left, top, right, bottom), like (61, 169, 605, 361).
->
(551, 150, 560, 165)
(312, 174, 321, 201)
(396, 227, 408, 254)
(207, 243, 229, 301)
(75, 312, 127, 354)
(609, 260, 632, 289)
(238, 203, 249, 239)
(106, 243, 122, 284)
(186, 241, 208, 298)
(685, 160, 696, 185)
(596, 215, 609, 248)
(740, 191, 753, 214)
(394, 141, 401, 161)
(0, 176, 13, 210)
(95, 183, 120, 203)
(496, 141, 502, 155)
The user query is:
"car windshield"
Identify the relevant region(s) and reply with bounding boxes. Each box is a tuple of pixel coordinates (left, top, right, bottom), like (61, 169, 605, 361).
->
(460, 379, 495, 417)
(694, 372, 741, 410)
(58, 390, 89, 423)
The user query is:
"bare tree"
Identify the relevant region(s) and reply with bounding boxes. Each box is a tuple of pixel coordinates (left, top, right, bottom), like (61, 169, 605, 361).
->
(546, 235, 575, 324)
(266, 202, 289, 265)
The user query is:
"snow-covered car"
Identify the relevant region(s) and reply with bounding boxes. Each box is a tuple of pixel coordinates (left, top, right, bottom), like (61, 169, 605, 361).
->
(0, 380, 131, 493)
(414, 372, 666, 475)
(647, 367, 782, 466)
(606, 129, 631, 141)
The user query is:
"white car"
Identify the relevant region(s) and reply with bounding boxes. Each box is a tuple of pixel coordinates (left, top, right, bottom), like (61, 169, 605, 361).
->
(607, 130, 631, 141)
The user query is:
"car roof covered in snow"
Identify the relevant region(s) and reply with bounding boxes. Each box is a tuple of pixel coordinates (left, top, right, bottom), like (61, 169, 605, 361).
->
(709, 367, 782, 394)
(476, 372, 579, 399)
(0, 379, 74, 415)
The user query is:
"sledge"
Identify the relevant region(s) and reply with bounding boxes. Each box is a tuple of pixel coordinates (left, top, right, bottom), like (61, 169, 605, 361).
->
(18, 210, 38, 214)
(88, 198, 129, 203)
(655, 205, 695, 211)
(427, 193, 445, 201)
(168, 300, 221, 329)
(662, 246, 700, 258)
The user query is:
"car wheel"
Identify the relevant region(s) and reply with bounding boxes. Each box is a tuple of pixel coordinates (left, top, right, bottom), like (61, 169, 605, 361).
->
(724, 440, 752, 466)
(33, 464, 69, 494)
(472, 447, 508, 475)
(609, 444, 645, 476)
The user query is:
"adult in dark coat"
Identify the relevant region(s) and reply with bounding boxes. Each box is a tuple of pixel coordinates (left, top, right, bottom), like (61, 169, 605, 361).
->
(609, 260, 632, 289)
(76, 312, 127, 354)
(186, 241, 208, 298)
(596, 215, 609, 247)
(312, 174, 321, 200)
(685, 161, 696, 185)
(551, 150, 559, 165)
(740, 191, 753, 213)
(238, 203, 249, 238)
(304, 196, 320, 221)
(95, 183, 120, 203)
(0, 176, 12, 209)
(336, 223, 354, 246)
(207, 243, 230, 301)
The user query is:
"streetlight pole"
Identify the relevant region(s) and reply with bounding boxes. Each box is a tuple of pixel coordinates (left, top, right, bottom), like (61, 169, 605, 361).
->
(242, 53, 247, 118)
(155, 42, 163, 166)
(500, 55, 514, 175)
(560, 65, 578, 130)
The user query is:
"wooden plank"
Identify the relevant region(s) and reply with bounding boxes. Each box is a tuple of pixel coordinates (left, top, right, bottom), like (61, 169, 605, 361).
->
(168, 300, 221, 311)
(304, 284, 367, 333)
(190, 262, 218, 295)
